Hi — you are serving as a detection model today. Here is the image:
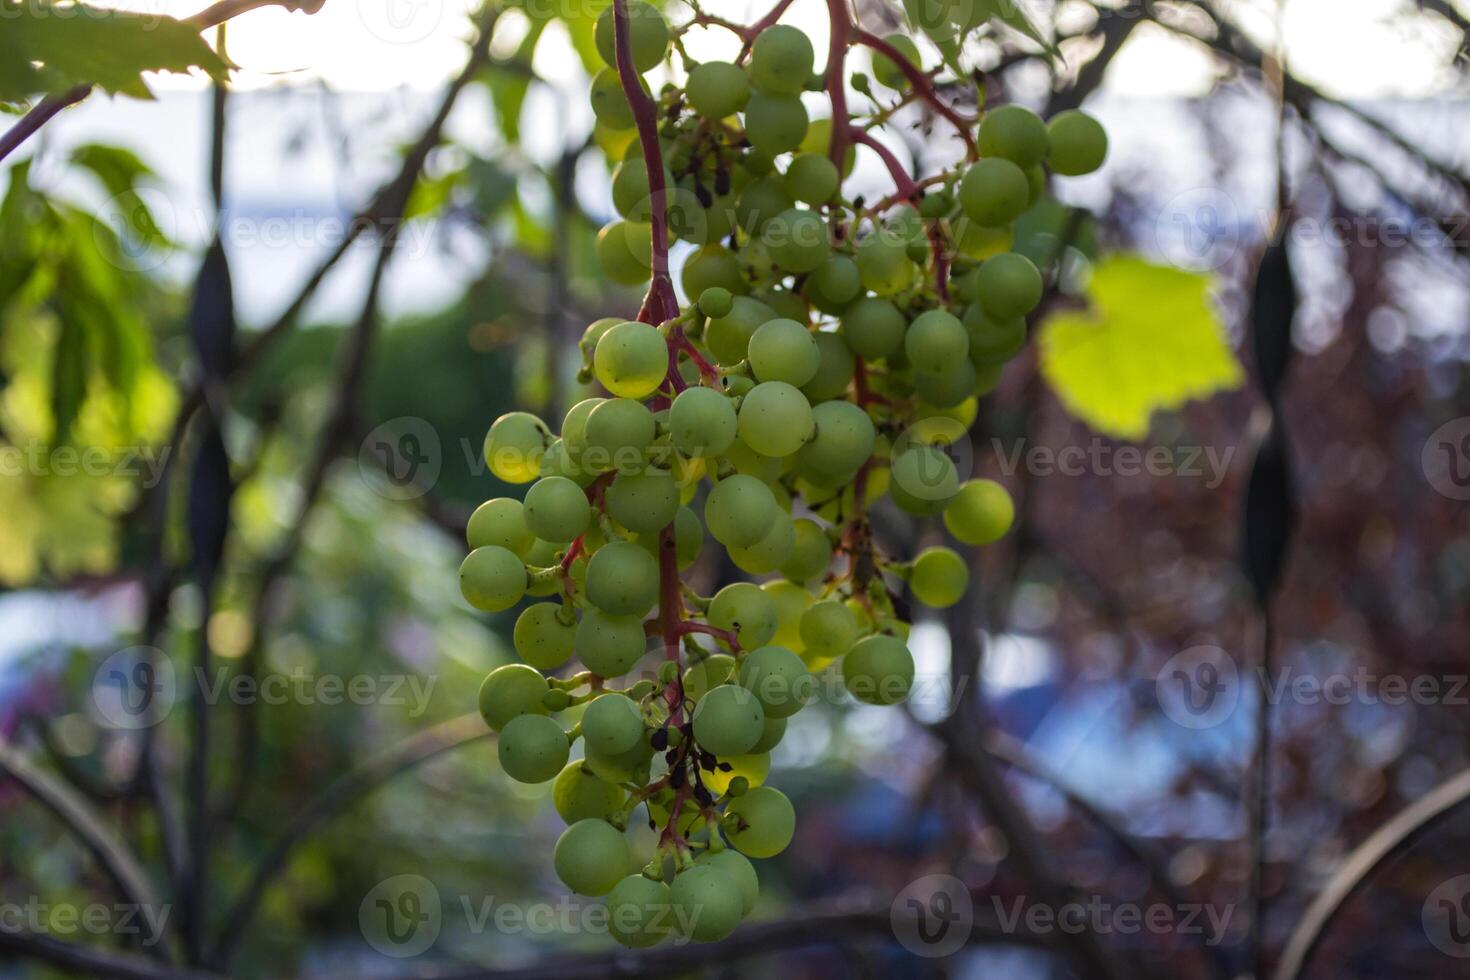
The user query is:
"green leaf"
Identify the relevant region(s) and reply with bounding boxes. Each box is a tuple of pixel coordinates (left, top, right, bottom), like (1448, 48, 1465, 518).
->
(70, 143, 154, 198)
(976, 0, 1057, 55)
(486, 15, 547, 143)
(1038, 256, 1244, 439)
(50, 305, 88, 445)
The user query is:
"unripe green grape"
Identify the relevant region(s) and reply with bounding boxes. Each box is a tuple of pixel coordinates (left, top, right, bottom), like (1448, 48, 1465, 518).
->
(692, 684, 765, 757)
(554, 819, 630, 896)
(524, 538, 560, 567)
(582, 693, 646, 756)
(478, 663, 549, 731)
(460, 546, 528, 612)
(888, 445, 960, 515)
(799, 400, 875, 477)
(730, 512, 795, 575)
(979, 104, 1051, 169)
(670, 865, 744, 942)
(764, 208, 830, 274)
(919, 188, 953, 219)
(756, 287, 808, 323)
(553, 761, 626, 824)
(611, 158, 674, 221)
(743, 91, 809, 155)
(581, 317, 622, 355)
(914, 358, 978, 408)
(523, 476, 591, 543)
(594, 320, 668, 399)
(801, 331, 856, 402)
(590, 69, 636, 129)
(584, 398, 655, 472)
(958, 157, 1031, 227)
(1026, 165, 1047, 206)
(484, 412, 551, 484)
(668, 386, 737, 457)
(872, 33, 921, 89)
(562, 398, 605, 453)
(750, 24, 814, 95)
(943, 478, 1014, 544)
(911, 546, 969, 608)
(964, 304, 1027, 364)
(904, 309, 970, 373)
(738, 645, 812, 718)
(687, 60, 750, 118)
(514, 602, 576, 670)
(695, 849, 759, 916)
(607, 874, 674, 949)
(841, 296, 906, 359)
(583, 735, 655, 785)
(585, 541, 660, 616)
(761, 580, 813, 652)
(784, 152, 840, 204)
(682, 243, 744, 300)
(698, 286, 733, 319)
(538, 438, 593, 487)
(842, 634, 915, 705)
(800, 599, 859, 664)
(498, 713, 569, 783)
(467, 498, 534, 556)
(781, 518, 832, 583)
(855, 232, 915, 296)
(576, 608, 648, 677)
(594, 0, 669, 73)
(749, 714, 787, 754)
(706, 296, 776, 365)
(747, 318, 820, 386)
(722, 435, 784, 482)
(734, 174, 793, 233)
(704, 474, 778, 548)
(738, 381, 814, 458)
(953, 216, 1011, 260)
(806, 255, 861, 314)
(1047, 109, 1109, 176)
(606, 468, 679, 534)
(703, 752, 769, 796)
(724, 785, 795, 858)
(684, 652, 737, 701)
(976, 251, 1043, 320)
(597, 220, 652, 285)
(708, 583, 777, 649)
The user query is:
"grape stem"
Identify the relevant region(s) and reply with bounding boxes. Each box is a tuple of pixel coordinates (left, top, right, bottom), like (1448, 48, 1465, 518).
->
(849, 128, 920, 201)
(824, 0, 851, 169)
(736, 0, 797, 61)
(852, 29, 979, 157)
(672, 620, 741, 651)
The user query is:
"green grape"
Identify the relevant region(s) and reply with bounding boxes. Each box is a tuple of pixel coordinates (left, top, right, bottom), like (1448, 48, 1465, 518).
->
(855, 232, 915, 295)
(919, 188, 954, 219)
(749, 24, 814, 95)
(964, 304, 1027, 364)
(582, 693, 646, 755)
(735, 173, 794, 232)
(749, 714, 787, 754)
(914, 359, 978, 409)
(698, 287, 734, 319)
(467, 498, 534, 556)
(669, 386, 737, 457)
(872, 33, 921, 89)
(552, 761, 626, 824)
(611, 158, 674, 221)
(583, 735, 655, 785)
(801, 331, 856, 402)
(1026, 164, 1047, 206)
(606, 468, 679, 534)
(729, 513, 795, 575)
(460, 546, 528, 612)
(585, 541, 660, 616)
(498, 714, 570, 784)
(687, 61, 750, 118)
(904, 309, 970, 373)
(800, 599, 859, 663)
(888, 445, 960, 515)
(484, 412, 551, 484)
(708, 583, 777, 649)
(743, 91, 809, 156)
(725, 785, 795, 858)
(841, 296, 907, 359)
(722, 435, 784, 482)
(597, 220, 652, 285)
(784, 152, 840, 204)
(764, 208, 830, 274)
(607, 874, 674, 949)
(704, 474, 779, 549)
(682, 243, 745, 300)
(670, 866, 744, 942)
(738, 381, 814, 458)
(554, 819, 630, 896)
(798, 400, 875, 477)
(692, 683, 765, 756)
(975, 252, 1043, 320)
(943, 478, 1014, 544)
(523, 476, 591, 543)
(594, 320, 668, 399)
(978, 104, 1051, 169)
(590, 69, 636, 129)
(748, 318, 820, 386)
(478, 663, 549, 731)
(738, 645, 812, 718)
(684, 653, 737, 701)
(638, 505, 703, 569)
(842, 634, 915, 705)
(562, 398, 606, 452)
(514, 602, 576, 670)
(911, 546, 969, 608)
(1047, 109, 1108, 176)
(576, 608, 649, 677)
(806, 255, 862, 314)
(581, 317, 622, 355)
(539, 438, 594, 487)
(525, 538, 560, 568)
(761, 580, 813, 651)
(594, 0, 669, 73)
(584, 398, 655, 474)
(756, 287, 808, 323)
(706, 296, 776, 365)
(958, 157, 1031, 227)
(781, 518, 832, 583)
(695, 849, 759, 916)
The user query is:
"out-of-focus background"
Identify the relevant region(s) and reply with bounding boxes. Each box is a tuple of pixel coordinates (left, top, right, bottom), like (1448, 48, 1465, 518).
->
(1, 0, 1469, 977)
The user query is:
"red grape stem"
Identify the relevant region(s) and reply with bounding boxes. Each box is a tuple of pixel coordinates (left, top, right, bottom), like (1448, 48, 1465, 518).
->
(852, 29, 979, 158)
(824, 0, 852, 169)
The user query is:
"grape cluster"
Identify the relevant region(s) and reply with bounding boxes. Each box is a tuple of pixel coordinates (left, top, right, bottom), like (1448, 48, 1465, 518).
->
(460, 0, 1106, 948)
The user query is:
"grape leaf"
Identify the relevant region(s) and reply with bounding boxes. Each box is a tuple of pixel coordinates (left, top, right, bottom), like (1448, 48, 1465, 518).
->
(1038, 256, 1244, 439)
(976, 0, 1057, 55)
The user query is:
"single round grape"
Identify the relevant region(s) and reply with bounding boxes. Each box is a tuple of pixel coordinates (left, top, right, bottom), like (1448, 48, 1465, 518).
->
(606, 468, 679, 535)
(748, 318, 820, 386)
(589, 68, 635, 129)
(583, 735, 655, 786)
(691, 683, 765, 756)
(684, 653, 737, 701)
(806, 255, 862, 314)
(911, 546, 969, 608)
(721, 434, 783, 481)
(581, 317, 622, 355)
(842, 634, 915, 705)
(498, 713, 569, 784)
(904, 309, 970, 373)
(554, 819, 630, 896)
(781, 518, 832, 583)
(749, 714, 787, 754)
(841, 297, 906, 359)
(460, 546, 528, 612)
(611, 158, 674, 222)
(669, 386, 737, 458)
(976, 252, 1043, 320)
(800, 599, 859, 664)
(582, 693, 646, 756)
(704, 474, 779, 549)
(888, 445, 960, 515)
(757, 287, 808, 324)
(698, 286, 733, 319)
(743, 91, 809, 156)
(801, 331, 856, 402)
(584, 398, 655, 474)
(784, 152, 840, 204)
(943, 478, 1014, 544)
(483, 412, 551, 484)
(553, 760, 626, 824)
(855, 232, 915, 296)
(467, 498, 534, 556)
(872, 33, 921, 89)
(1048, 109, 1108, 176)
(958, 157, 1031, 227)
(607, 873, 674, 949)
(1026, 164, 1047, 206)
(513, 602, 576, 670)
(687, 60, 750, 118)
(708, 582, 778, 649)
(478, 663, 548, 731)
(964, 304, 1027, 365)
(979, 104, 1050, 169)
(750, 24, 814, 95)
(730, 513, 795, 575)
(706, 296, 776, 365)
(523, 476, 591, 543)
(725, 785, 795, 858)
(761, 580, 813, 652)
(670, 865, 744, 942)
(695, 849, 759, 917)
(561, 398, 605, 452)
(735, 174, 793, 233)
(594, 320, 668, 399)
(576, 608, 648, 677)
(764, 208, 830, 274)
(596, 220, 651, 285)
(738, 381, 814, 458)
(738, 645, 812, 718)
(682, 243, 744, 300)
(594, 0, 669, 72)
(539, 438, 594, 487)
(585, 541, 660, 616)
(914, 359, 979, 409)
(799, 400, 876, 477)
